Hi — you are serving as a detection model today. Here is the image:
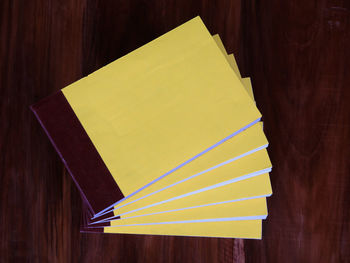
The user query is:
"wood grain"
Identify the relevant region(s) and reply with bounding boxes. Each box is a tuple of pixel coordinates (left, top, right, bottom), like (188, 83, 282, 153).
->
(1, 0, 349, 262)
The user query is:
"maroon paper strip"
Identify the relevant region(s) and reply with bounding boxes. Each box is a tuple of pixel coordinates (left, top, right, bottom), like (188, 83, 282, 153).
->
(83, 198, 117, 226)
(31, 91, 124, 215)
(80, 198, 111, 233)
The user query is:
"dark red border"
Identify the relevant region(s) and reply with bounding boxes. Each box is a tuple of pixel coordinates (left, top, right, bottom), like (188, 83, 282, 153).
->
(80, 198, 111, 233)
(31, 91, 124, 215)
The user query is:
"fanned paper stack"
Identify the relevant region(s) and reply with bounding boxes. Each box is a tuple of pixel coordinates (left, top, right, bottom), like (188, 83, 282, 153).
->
(31, 17, 272, 239)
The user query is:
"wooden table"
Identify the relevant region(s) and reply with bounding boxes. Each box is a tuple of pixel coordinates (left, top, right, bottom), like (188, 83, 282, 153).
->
(1, 0, 349, 262)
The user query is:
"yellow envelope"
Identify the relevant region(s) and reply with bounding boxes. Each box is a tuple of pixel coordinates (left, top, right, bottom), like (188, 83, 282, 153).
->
(62, 17, 261, 214)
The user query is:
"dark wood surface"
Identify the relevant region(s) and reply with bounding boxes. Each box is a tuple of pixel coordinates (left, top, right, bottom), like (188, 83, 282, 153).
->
(1, 0, 349, 262)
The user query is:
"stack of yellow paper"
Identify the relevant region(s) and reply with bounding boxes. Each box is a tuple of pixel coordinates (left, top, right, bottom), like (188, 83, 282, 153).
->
(31, 17, 272, 240)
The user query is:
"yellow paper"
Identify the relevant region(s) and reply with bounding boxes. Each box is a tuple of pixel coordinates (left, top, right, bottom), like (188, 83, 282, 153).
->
(102, 122, 267, 216)
(95, 38, 271, 229)
(113, 148, 271, 217)
(213, 34, 253, 100)
(103, 43, 271, 223)
(98, 35, 268, 219)
(62, 17, 261, 209)
(109, 198, 266, 226)
(212, 34, 241, 78)
(117, 173, 271, 219)
(103, 220, 262, 239)
(241, 77, 254, 100)
(98, 34, 268, 239)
